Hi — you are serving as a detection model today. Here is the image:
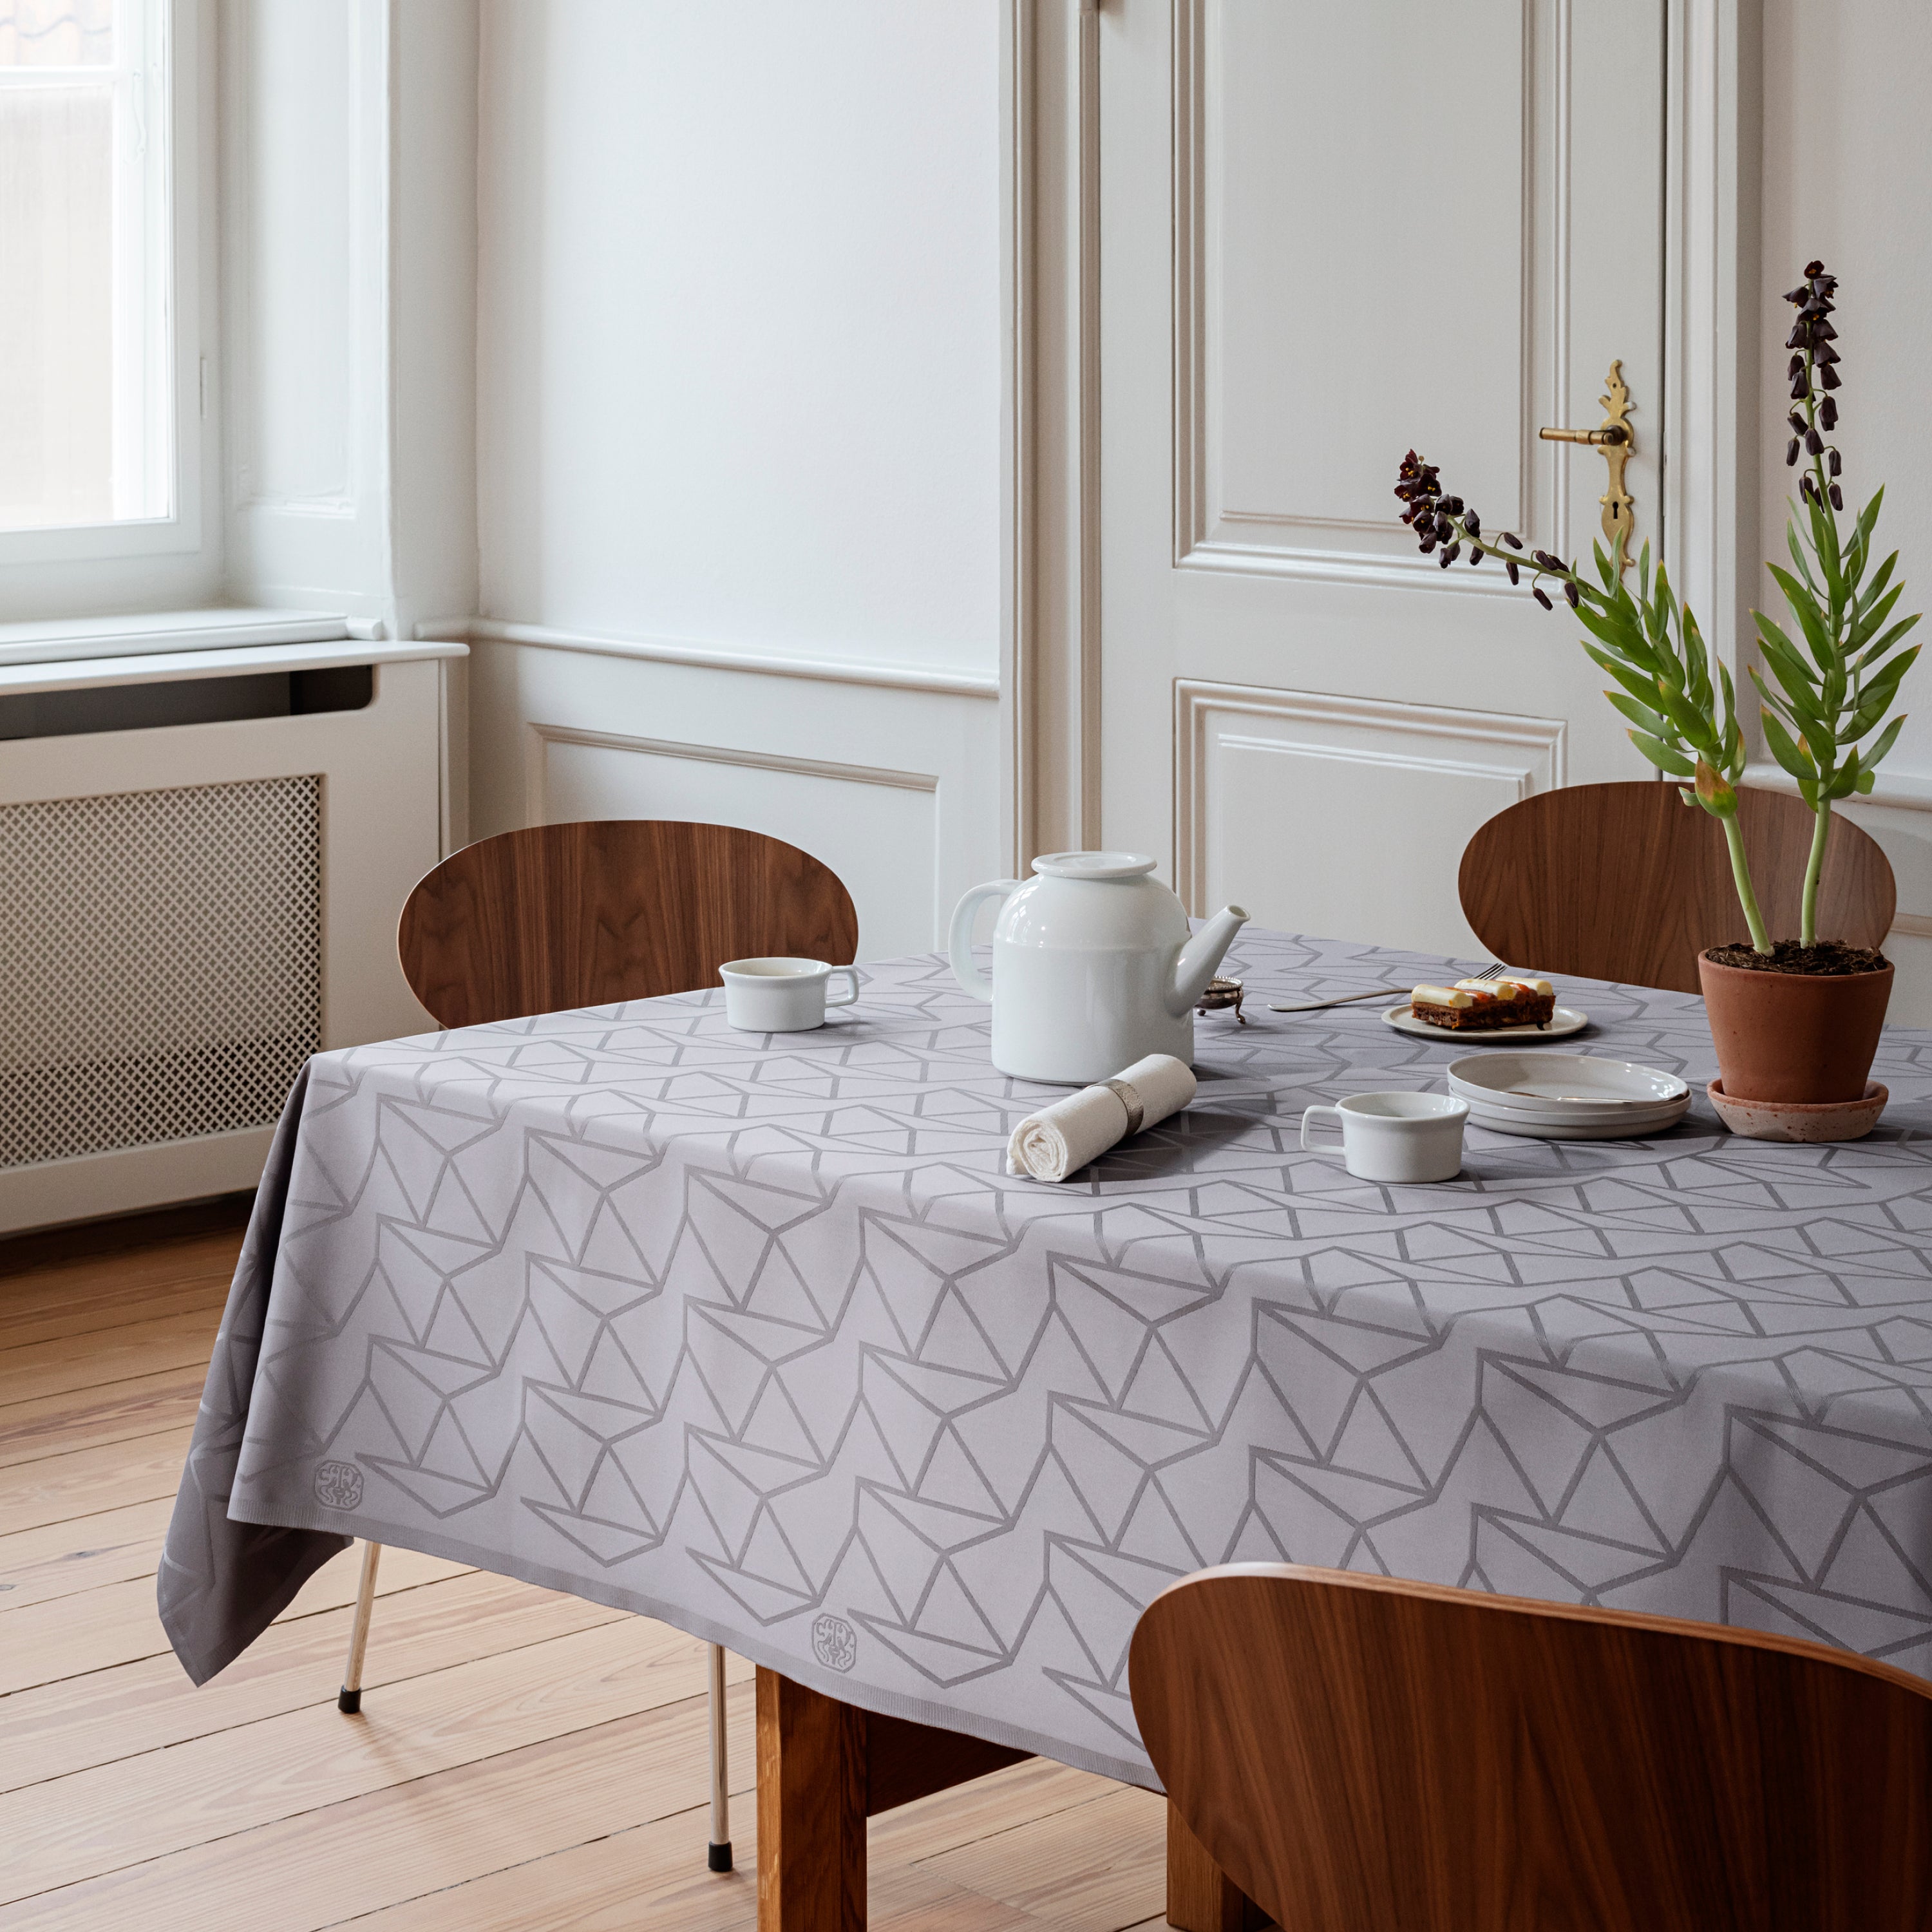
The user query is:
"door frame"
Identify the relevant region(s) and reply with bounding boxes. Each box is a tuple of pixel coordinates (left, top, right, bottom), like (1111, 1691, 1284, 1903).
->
(1000, 0, 1762, 880)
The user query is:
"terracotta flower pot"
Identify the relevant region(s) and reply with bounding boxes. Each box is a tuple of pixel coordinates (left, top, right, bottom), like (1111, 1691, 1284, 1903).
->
(1697, 952, 1893, 1104)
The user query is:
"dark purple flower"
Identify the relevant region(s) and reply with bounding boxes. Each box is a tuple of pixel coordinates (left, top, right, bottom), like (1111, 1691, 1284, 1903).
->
(1505, 558, 1520, 583)
(1533, 587, 1552, 609)
(1563, 581, 1580, 609)
(1786, 437, 1800, 467)
(1821, 396, 1839, 430)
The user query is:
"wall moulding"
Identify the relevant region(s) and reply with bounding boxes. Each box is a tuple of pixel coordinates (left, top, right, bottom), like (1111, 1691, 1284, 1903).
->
(525, 723, 940, 815)
(451, 619, 997, 701)
(1173, 677, 1567, 921)
(1168, 0, 1542, 588)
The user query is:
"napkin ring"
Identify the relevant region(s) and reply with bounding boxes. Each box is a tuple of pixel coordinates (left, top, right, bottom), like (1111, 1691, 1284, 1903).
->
(1103, 1079, 1145, 1136)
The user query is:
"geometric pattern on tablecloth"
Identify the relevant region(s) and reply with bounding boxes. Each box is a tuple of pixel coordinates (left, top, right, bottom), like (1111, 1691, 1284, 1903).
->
(161, 927, 1932, 1786)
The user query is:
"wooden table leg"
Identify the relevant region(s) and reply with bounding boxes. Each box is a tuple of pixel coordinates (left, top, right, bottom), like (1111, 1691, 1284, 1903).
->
(755, 1665, 1035, 1932)
(758, 1667, 867, 1932)
(1166, 1800, 1269, 1931)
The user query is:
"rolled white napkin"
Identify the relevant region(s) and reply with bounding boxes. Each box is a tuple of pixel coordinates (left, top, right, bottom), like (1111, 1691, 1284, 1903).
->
(1005, 1053, 1197, 1182)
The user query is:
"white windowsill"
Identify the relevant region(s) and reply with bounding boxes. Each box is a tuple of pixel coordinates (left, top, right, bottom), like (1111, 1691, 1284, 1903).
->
(0, 634, 467, 700)
(0, 606, 374, 670)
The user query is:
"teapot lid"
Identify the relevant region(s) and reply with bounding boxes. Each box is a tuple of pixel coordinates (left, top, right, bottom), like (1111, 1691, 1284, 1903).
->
(1030, 851, 1158, 881)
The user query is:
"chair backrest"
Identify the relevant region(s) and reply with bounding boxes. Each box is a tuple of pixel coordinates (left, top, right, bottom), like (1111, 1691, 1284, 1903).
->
(1459, 781, 1895, 993)
(1131, 1564, 1932, 1932)
(397, 820, 858, 1028)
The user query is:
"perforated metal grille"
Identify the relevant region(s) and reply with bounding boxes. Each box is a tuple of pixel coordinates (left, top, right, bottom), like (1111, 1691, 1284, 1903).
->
(0, 776, 321, 1169)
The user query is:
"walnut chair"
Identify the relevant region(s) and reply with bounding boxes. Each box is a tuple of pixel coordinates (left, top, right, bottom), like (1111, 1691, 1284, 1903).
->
(1459, 779, 1895, 994)
(1131, 1563, 1932, 1932)
(339, 819, 858, 1877)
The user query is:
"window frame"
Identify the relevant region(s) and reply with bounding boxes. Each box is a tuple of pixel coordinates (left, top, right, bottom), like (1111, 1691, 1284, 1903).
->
(0, 0, 211, 583)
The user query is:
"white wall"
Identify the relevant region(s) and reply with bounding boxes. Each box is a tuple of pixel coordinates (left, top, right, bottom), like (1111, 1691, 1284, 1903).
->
(469, 0, 1005, 954)
(1759, 1, 1932, 1018)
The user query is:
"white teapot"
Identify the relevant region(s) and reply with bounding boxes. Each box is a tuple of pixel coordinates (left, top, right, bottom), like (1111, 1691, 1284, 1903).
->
(949, 851, 1248, 1084)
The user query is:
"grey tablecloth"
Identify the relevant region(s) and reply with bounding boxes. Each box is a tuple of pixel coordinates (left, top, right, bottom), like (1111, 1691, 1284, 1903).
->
(161, 929, 1932, 1787)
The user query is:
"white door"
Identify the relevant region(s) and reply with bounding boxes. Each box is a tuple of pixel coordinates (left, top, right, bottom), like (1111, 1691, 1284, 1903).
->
(1099, 1, 1667, 954)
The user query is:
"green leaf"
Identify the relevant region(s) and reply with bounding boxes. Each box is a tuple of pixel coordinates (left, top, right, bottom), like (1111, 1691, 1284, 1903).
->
(1855, 549, 1898, 618)
(1652, 674, 1714, 745)
(1856, 768, 1877, 793)
(1750, 649, 1832, 741)
(1627, 729, 1696, 777)
(1752, 609, 1817, 675)
(1767, 563, 1835, 668)
(1759, 706, 1817, 781)
(1571, 599, 1647, 659)
(1846, 642, 1920, 736)
(1603, 690, 1669, 737)
(1579, 643, 1674, 715)
(1850, 581, 1905, 650)
(1862, 713, 1906, 770)
(1785, 520, 1821, 594)
(1855, 484, 1886, 553)
(1855, 611, 1922, 671)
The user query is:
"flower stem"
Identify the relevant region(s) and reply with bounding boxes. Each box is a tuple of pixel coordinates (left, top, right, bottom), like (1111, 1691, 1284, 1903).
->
(1801, 800, 1830, 948)
(1722, 811, 1773, 953)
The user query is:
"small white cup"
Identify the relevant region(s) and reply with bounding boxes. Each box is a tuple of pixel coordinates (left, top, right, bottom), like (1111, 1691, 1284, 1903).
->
(1300, 1092, 1468, 1183)
(718, 957, 860, 1032)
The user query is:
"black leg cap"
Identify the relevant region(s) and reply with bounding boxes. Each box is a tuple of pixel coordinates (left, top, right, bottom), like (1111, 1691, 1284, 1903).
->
(708, 1842, 733, 1873)
(337, 1686, 362, 1714)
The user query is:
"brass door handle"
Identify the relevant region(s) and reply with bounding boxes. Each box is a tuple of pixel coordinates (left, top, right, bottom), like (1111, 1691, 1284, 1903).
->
(1538, 360, 1638, 571)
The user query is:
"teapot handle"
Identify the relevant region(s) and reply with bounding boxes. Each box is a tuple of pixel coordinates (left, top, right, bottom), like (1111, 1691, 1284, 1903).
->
(949, 879, 1020, 1003)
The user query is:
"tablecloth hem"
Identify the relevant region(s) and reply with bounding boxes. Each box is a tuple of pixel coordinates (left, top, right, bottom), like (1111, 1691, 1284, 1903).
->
(221, 1495, 1164, 1794)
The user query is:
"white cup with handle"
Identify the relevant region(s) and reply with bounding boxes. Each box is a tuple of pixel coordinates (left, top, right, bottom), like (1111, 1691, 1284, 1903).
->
(718, 957, 860, 1032)
(1300, 1092, 1468, 1183)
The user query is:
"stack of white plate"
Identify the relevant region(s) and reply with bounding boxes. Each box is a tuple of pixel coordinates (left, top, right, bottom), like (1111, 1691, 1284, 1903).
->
(1447, 1052, 1692, 1140)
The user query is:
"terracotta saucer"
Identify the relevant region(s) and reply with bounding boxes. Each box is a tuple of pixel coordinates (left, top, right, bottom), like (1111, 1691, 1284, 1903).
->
(1707, 1078, 1888, 1144)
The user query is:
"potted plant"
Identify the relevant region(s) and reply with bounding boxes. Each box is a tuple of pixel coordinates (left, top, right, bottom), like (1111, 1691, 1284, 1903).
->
(1394, 260, 1918, 1136)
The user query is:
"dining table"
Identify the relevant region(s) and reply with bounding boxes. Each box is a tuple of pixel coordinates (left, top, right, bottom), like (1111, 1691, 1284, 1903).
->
(160, 924, 1932, 1929)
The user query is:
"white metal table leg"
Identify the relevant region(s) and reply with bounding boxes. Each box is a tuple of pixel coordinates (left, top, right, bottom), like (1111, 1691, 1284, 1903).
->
(337, 1540, 383, 1713)
(707, 1641, 731, 1871)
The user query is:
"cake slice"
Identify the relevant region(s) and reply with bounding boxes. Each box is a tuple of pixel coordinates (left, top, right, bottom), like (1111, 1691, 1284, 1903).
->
(1409, 974, 1556, 1031)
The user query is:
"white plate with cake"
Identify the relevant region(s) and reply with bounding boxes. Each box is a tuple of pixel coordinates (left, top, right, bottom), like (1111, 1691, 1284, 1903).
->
(1383, 971, 1587, 1041)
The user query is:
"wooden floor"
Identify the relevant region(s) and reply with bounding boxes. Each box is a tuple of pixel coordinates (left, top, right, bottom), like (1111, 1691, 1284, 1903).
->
(0, 1209, 1170, 1931)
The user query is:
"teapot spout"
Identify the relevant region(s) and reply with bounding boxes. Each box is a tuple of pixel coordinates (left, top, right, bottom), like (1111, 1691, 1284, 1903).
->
(1166, 905, 1249, 1016)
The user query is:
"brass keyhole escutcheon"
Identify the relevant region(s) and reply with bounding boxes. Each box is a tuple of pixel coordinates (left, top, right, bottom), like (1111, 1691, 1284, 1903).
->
(1540, 361, 1637, 573)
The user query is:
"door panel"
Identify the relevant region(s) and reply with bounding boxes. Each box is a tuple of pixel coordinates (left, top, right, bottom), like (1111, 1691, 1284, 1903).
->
(1101, 0, 1667, 953)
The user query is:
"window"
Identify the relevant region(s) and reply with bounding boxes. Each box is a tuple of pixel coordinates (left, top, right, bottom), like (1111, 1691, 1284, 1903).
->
(0, 0, 172, 534)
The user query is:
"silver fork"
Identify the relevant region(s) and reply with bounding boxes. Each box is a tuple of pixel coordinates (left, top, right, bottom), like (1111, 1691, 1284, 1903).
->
(1267, 960, 1510, 1015)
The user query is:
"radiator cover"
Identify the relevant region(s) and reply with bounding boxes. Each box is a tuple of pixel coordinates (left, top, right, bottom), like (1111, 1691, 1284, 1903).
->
(0, 775, 323, 1170)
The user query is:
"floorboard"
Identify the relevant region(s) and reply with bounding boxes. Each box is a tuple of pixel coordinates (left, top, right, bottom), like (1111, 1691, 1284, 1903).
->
(0, 1217, 1169, 1931)
(0, 1425, 196, 1535)
(0, 1365, 209, 1469)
